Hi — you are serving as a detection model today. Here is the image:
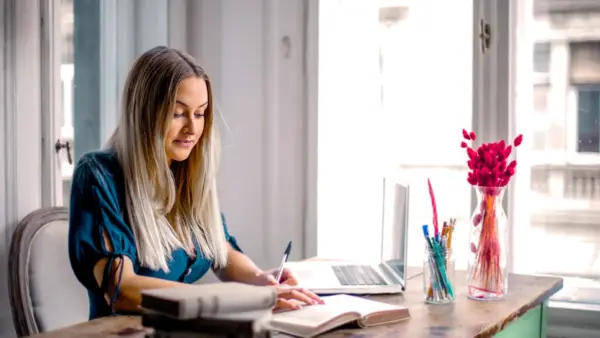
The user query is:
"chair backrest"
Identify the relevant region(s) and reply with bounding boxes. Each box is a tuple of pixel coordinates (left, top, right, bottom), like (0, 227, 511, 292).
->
(8, 207, 89, 336)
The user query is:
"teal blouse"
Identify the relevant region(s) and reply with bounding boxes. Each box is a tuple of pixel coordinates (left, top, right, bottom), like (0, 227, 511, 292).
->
(68, 150, 242, 320)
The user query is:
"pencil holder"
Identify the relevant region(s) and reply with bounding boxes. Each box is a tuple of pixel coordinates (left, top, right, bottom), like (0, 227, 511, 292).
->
(423, 247, 456, 304)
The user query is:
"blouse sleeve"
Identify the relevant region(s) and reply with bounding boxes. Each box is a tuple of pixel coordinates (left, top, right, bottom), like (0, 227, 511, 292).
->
(221, 213, 243, 252)
(68, 156, 137, 311)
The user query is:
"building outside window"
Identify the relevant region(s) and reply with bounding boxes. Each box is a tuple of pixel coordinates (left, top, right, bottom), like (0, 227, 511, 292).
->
(526, 0, 600, 309)
(534, 42, 552, 73)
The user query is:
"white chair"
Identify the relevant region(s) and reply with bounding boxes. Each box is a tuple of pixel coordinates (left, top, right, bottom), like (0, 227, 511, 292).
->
(8, 207, 89, 336)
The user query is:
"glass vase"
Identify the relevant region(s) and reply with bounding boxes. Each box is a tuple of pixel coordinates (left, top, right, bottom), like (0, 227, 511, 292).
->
(467, 186, 508, 300)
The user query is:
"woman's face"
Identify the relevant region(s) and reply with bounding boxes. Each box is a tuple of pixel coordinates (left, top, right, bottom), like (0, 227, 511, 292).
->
(165, 76, 209, 163)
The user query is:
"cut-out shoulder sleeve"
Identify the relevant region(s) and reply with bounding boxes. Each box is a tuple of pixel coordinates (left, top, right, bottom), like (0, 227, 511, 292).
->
(221, 213, 242, 252)
(68, 155, 137, 311)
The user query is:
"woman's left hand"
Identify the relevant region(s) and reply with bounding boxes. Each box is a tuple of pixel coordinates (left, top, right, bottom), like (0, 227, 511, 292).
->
(272, 284, 324, 311)
(253, 267, 298, 286)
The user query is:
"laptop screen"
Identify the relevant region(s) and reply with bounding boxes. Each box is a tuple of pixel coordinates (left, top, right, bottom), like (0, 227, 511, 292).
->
(380, 177, 409, 284)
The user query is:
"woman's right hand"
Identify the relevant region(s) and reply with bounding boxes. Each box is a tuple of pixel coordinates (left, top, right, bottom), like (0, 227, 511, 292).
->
(272, 284, 324, 311)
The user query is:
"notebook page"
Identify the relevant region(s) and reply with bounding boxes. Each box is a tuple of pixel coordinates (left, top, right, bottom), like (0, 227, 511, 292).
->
(322, 294, 405, 317)
(271, 303, 358, 329)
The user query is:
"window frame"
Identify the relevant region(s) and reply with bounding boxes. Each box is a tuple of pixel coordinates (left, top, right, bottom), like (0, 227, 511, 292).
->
(40, 0, 64, 207)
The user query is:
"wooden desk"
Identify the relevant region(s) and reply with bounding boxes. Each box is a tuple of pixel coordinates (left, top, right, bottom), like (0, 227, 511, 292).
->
(30, 269, 562, 338)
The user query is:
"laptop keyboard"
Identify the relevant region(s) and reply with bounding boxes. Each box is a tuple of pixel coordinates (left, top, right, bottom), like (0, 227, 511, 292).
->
(331, 264, 402, 286)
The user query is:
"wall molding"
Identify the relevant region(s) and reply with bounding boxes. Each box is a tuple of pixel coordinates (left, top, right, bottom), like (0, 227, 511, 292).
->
(303, 0, 318, 260)
(262, 0, 279, 263)
(264, 0, 307, 263)
(2, 1, 44, 336)
(2, 0, 16, 247)
(1, 1, 17, 336)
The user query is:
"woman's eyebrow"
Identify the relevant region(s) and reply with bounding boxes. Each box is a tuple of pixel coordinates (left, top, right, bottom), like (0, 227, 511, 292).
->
(176, 100, 208, 109)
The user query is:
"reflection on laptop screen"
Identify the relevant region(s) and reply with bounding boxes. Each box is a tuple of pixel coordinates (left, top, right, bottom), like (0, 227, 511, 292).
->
(381, 178, 409, 284)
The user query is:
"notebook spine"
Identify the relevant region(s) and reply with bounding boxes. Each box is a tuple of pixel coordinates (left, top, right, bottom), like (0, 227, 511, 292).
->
(142, 312, 259, 334)
(185, 293, 277, 319)
(142, 290, 277, 320)
(141, 296, 182, 318)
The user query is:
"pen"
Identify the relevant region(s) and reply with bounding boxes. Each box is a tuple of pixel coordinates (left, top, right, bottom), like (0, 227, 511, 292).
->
(275, 241, 293, 283)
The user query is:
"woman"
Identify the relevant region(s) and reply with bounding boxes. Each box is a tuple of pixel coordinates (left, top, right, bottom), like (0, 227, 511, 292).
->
(68, 46, 322, 320)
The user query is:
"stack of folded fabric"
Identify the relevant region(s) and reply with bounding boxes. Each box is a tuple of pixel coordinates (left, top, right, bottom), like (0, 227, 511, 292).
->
(140, 282, 276, 338)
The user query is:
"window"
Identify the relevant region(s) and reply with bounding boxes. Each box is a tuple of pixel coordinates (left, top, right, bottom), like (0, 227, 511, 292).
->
(60, 0, 73, 64)
(571, 41, 600, 154)
(379, 2, 474, 269)
(59, 0, 74, 203)
(534, 84, 550, 113)
(576, 86, 600, 153)
(514, 0, 600, 314)
(532, 84, 551, 151)
(534, 42, 551, 73)
(315, 1, 475, 266)
(53, 1, 171, 205)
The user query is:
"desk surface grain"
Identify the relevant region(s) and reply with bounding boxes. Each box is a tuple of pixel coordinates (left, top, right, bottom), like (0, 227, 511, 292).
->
(31, 269, 563, 338)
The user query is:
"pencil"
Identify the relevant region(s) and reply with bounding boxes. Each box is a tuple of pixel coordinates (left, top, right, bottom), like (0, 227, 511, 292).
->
(447, 222, 454, 249)
(441, 222, 448, 238)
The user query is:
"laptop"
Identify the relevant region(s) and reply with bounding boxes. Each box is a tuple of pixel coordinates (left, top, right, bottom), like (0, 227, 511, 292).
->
(287, 178, 409, 295)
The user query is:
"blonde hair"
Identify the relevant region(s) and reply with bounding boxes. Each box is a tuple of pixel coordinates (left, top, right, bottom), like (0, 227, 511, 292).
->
(106, 46, 228, 272)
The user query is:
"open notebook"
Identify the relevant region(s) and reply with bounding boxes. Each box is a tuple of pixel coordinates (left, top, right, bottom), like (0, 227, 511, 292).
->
(269, 294, 410, 338)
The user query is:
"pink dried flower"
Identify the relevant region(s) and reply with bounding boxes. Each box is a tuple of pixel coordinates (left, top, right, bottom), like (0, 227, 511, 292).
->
(462, 129, 471, 140)
(427, 179, 440, 237)
(473, 213, 482, 226)
(460, 128, 524, 187)
(513, 134, 523, 147)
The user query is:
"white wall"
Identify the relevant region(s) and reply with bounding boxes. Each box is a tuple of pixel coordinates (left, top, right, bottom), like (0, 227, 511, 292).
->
(185, 0, 308, 268)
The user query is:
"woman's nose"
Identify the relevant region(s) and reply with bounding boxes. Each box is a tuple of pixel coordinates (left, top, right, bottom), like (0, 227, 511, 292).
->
(183, 117, 197, 134)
